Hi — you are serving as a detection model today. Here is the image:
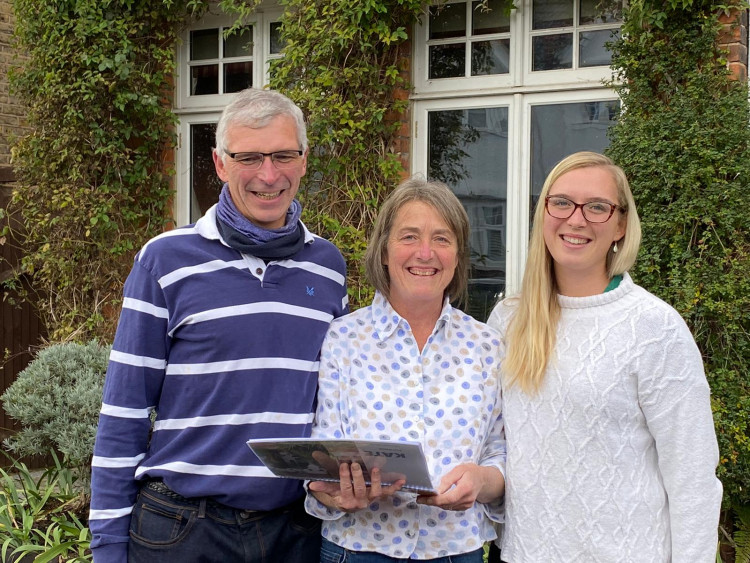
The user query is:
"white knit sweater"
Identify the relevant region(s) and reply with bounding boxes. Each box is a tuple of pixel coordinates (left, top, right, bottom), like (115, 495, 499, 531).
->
(487, 273, 722, 563)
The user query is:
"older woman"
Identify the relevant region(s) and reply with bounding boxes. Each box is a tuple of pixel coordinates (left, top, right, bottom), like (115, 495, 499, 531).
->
(488, 152, 722, 562)
(305, 177, 506, 562)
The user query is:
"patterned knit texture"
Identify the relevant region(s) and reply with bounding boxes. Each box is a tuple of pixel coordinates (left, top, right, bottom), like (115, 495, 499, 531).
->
(488, 273, 722, 563)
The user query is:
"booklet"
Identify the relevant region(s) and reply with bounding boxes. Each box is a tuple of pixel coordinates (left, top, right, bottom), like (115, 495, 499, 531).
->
(246, 437, 437, 494)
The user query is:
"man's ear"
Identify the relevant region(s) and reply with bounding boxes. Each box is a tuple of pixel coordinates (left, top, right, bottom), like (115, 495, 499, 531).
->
(213, 149, 229, 182)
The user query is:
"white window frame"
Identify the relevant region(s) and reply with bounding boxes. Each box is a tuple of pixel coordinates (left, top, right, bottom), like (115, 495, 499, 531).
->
(412, 89, 618, 295)
(521, 1, 621, 88)
(173, 6, 282, 226)
(413, 0, 618, 98)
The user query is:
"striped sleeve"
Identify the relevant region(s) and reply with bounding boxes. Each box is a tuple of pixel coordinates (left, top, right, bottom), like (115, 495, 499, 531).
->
(89, 259, 168, 562)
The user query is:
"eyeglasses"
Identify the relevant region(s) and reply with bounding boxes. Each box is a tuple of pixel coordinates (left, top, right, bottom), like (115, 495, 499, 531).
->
(544, 196, 624, 223)
(224, 150, 304, 170)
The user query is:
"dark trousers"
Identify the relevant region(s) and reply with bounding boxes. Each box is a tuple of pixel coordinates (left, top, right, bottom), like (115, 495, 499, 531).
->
(128, 485, 321, 563)
(486, 542, 502, 563)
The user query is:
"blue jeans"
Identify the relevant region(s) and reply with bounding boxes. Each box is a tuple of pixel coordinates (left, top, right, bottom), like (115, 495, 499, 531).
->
(128, 485, 321, 563)
(320, 537, 484, 563)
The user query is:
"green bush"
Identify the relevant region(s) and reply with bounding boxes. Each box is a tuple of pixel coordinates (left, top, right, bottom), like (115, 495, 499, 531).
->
(0, 452, 91, 562)
(1, 341, 110, 469)
(5, 0, 198, 342)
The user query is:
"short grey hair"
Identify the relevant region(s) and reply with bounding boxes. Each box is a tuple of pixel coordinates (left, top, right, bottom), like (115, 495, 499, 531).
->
(214, 88, 307, 156)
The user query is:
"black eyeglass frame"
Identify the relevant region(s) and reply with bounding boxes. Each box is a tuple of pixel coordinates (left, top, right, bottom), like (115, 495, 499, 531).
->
(544, 195, 625, 223)
(224, 149, 304, 169)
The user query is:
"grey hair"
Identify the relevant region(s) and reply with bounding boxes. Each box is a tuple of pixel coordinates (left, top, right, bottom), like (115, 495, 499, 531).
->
(214, 88, 307, 156)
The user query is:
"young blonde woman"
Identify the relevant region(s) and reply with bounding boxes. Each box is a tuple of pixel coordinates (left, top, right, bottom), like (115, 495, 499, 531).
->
(488, 152, 722, 562)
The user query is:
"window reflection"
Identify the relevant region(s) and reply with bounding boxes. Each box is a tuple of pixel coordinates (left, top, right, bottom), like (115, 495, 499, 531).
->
(270, 22, 284, 54)
(191, 65, 219, 95)
(530, 100, 620, 215)
(532, 34, 572, 71)
(189, 25, 255, 96)
(190, 123, 224, 223)
(429, 3, 466, 40)
(533, 0, 573, 30)
(191, 29, 219, 60)
(429, 43, 466, 79)
(428, 107, 508, 322)
(223, 27, 252, 58)
(428, 0, 510, 80)
(472, 39, 510, 75)
(580, 0, 623, 24)
(579, 29, 619, 67)
(472, 0, 510, 34)
(224, 61, 252, 93)
(531, 0, 623, 72)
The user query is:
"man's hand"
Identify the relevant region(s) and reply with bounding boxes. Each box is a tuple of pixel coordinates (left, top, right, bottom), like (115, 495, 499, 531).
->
(309, 462, 405, 512)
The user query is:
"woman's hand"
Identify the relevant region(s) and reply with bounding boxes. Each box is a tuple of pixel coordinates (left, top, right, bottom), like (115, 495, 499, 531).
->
(416, 463, 504, 511)
(308, 462, 405, 512)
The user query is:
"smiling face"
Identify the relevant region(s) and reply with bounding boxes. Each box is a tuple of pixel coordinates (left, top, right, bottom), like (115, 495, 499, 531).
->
(212, 115, 307, 229)
(543, 166, 626, 296)
(384, 200, 459, 318)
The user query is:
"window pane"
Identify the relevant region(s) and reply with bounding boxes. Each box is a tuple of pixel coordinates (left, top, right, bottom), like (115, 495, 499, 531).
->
(190, 29, 219, 60)
(580, 0, 623, 25)
(579, 28, 619, 67)
(532, 0, 573, 30)
(471, 39, 510, 75)
(224, 61, 252, 93)
(224, 26, 252, 58)
(191, 64, 219, 95)
(532, 33, 572, 71)
(270, 22, 284, 54)
(429, 43, 466, 79)
(428, 107, 508, 322)
(472, 0, 510, 34)
(190, 123, 223, 223)
(530, 100, 620, 213)
(429, 3, 466, 40)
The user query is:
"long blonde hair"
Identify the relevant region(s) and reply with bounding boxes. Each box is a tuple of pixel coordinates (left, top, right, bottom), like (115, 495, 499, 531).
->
(503, 152, 641, 393)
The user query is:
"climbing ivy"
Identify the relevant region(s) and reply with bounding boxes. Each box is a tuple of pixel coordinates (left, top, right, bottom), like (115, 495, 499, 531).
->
(5, 0, 203, 341)
(268, 0, 426, 308)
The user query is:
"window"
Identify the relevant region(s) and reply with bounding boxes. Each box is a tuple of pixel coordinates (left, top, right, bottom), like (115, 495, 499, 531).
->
(530, 0, 622, 71)
(413, 1, 623, 319)
(427, 0, 511, 79)
(174, 9, 283, 225)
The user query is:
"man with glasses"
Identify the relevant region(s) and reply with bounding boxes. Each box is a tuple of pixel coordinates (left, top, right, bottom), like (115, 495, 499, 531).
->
(89, 88, 349, 563)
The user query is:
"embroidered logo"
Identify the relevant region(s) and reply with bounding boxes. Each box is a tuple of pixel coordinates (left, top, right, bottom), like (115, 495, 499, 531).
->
(306, 286, 315, 296)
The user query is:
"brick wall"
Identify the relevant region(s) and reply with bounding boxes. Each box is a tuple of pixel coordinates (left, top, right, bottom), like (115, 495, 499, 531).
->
(0, 0, 25, 180)
(720, 9, 749, 82)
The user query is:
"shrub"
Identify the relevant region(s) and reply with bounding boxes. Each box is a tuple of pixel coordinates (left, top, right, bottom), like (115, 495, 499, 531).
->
(0, 452, 91, 562)
(1, 341, 110, 469)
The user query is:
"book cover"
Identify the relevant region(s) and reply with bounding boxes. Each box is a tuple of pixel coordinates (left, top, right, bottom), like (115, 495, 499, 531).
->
(247, 437, 437, 494)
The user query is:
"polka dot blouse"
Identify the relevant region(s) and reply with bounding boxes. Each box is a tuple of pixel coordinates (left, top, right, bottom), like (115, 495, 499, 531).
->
(305, 291, 506, 559)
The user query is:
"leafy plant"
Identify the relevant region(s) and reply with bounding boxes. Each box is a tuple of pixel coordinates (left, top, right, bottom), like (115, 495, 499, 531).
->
(1, 341, 110, 471)
(733, 503, 750, 563)
(4, 0, 202, 342)
(0, 452, 90, 562)
(266, 0, 428, 308)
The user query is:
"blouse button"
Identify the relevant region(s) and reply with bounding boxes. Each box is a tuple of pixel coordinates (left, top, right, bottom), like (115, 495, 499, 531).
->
(255, 267, 263, 275)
